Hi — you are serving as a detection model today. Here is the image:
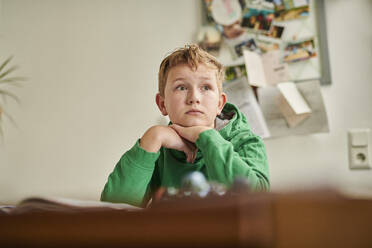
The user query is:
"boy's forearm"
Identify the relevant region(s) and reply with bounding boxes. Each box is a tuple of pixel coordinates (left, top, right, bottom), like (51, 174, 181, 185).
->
(140, 126, 163, 153)
(101, 140, 160, 206)
(196, 129, 270, 191)
(170, 124, 211, 143)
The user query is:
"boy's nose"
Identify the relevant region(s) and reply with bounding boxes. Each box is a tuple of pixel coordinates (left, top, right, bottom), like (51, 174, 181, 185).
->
(186, 89, 200, 104)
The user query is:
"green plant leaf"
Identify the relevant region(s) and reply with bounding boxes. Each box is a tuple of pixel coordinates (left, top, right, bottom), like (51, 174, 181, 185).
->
(0, 56, 13, 73)
(0, 76, 27, 85)
(1, 107, 19, 129)
(0, 89, 20, 104)
(0, 56, 24, 137)
(0, 66, 19, 80)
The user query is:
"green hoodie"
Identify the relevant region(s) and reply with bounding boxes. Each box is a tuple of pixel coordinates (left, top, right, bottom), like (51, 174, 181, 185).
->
(101, 103, 269, 207)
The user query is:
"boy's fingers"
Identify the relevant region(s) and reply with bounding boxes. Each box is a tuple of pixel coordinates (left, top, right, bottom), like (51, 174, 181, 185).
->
(183, 144, 193, 163)
(184, 146, 197, 164)
(184, 140, 197, 164)
(188, 148, 197, 164)
(184, 139, 196, 150)
(187, 152, 193, 163)
(191, 150, 196, 163)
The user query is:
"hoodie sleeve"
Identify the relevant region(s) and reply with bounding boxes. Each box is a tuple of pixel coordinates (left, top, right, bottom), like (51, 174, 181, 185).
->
(100, 140, 160, 207)
(195, 129, 269, 191)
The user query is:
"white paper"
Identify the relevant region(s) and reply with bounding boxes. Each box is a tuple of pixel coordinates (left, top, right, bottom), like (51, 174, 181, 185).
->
(262, 51, 290, 85)
(223, 77, 270, 138)
(244, 50, 290, 87)
(243, 50, 267, 87)
(277, 82, 311, 114)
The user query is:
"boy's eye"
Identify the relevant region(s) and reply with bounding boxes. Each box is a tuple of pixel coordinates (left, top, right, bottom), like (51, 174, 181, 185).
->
(202, 85, 210, 91)
(176, 85, 186, 91)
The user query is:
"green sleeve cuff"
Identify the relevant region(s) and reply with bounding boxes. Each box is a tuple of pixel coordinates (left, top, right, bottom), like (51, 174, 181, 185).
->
(124, 139, 161, 170)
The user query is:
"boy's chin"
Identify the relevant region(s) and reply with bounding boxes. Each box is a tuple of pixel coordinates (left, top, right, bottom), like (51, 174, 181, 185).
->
(175, 119, 214, 128)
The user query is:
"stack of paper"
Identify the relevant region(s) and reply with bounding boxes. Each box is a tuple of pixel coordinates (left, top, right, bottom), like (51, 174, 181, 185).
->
(223, 77, 270, 138)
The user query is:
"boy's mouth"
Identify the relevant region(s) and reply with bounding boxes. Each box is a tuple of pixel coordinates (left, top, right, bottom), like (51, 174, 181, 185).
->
(186, 109, 203, 115)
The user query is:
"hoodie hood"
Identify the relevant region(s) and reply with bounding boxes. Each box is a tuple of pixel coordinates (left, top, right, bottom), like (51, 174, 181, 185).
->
(217, 102, 251, 141)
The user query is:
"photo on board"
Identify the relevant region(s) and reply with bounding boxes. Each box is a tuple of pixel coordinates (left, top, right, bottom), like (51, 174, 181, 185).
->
(234, 38, 259, 57)
(273, 0, 309, 21)
(197, 25, 222, 56)
(256, 38, 281, 53)
(283, 38, 316, 63)
(241, 8, 274, 33)
(224, 64, 247, 82)
(265, 25, 285, 39)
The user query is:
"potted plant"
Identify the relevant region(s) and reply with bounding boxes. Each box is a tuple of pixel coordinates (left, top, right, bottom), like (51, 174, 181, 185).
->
(0, 56, 25, 136)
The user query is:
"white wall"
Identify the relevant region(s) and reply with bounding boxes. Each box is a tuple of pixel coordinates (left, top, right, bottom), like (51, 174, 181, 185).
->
(265, 0, 372, 195)
(0, 0, 371, 204)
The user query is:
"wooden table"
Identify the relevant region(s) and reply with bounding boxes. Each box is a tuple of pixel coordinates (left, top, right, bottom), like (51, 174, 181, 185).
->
(1, 189, 372, 248)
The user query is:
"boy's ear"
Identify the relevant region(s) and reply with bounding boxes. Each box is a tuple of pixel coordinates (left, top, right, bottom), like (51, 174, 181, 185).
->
(156, 93, 168, 116)
(218, 92, 227, 115)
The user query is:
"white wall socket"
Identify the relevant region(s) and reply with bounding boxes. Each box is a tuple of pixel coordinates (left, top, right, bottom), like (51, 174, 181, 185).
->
(348, 129, 371, 169)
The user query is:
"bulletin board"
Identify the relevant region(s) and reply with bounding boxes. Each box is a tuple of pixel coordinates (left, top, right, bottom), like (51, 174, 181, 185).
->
(199, 0, 332, 85)
(198, 0, 331, 139)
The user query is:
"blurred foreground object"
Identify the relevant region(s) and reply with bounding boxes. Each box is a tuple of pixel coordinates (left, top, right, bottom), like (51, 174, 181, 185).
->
(182, 171, 211, 197)
(153, 171, 229, 203)
(2, 188, 372, 248)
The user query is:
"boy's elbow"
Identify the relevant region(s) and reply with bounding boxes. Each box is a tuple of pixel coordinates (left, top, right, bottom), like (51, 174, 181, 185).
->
(100, 188, 111, 202)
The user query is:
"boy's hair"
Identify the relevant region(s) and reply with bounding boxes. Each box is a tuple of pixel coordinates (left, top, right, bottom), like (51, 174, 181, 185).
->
(158, 44, 225, 97)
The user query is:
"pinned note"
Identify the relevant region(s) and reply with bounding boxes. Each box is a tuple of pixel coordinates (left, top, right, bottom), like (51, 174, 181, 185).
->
(277, 82, 312, 127)
(243, 50, 289, 87)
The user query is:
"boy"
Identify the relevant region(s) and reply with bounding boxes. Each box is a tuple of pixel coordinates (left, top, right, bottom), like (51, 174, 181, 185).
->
(101, 44, 269, 207)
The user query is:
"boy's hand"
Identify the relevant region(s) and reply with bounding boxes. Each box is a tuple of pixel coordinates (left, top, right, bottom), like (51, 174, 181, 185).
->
(140, 125, 197, 163)
(170, 124, 212, 143)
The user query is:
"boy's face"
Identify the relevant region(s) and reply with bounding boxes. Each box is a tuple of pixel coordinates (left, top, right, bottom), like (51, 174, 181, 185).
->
(156, 64, 226, 128)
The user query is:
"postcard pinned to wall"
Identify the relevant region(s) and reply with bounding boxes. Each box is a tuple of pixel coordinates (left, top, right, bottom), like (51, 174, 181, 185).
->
(225, 62, 247, 82)
(283, 38, 317, 63)
(197, 25, 222, 56)
(257, 80, 329, 138)
(256, 37, 281, 53)
(241, 7, 274, 33)
(223, 77, 270, 139)
(224, 32, 260, 59)
(265, 25, 285, 39)
(273, 0, 310, 22)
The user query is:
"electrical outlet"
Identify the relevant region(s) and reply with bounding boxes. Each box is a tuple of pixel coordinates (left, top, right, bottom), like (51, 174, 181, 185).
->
(348, 129, 371, 169)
